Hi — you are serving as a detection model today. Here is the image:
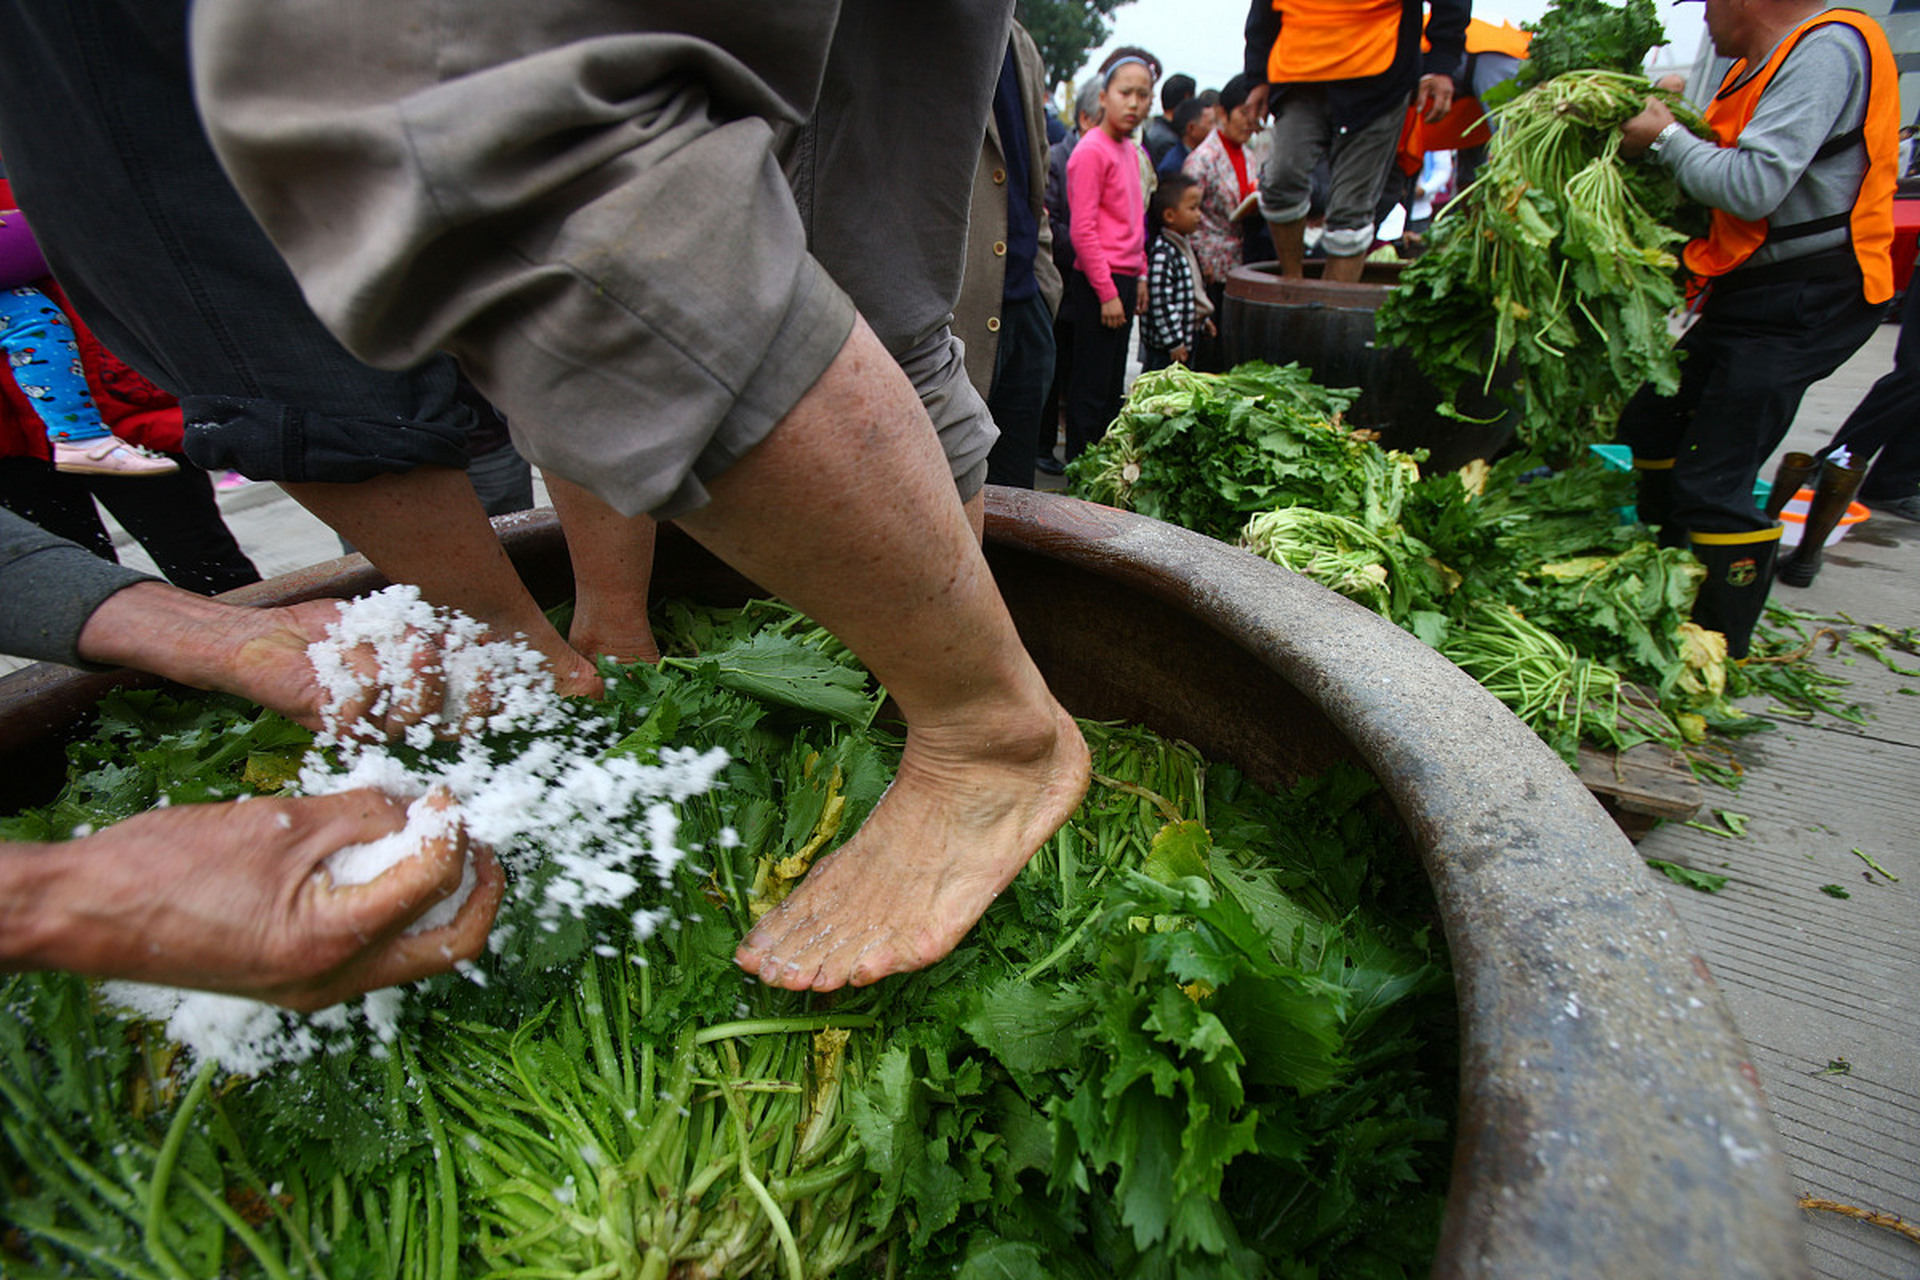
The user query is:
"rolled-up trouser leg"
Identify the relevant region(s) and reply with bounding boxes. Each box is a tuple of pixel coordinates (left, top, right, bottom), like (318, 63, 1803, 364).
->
(0, 0, 475, 484)
(1319, 102, 1407, 258)
(783, 0, 1012, 495)
(192, 0, 1008, 518)
(192, 0, 863, 519)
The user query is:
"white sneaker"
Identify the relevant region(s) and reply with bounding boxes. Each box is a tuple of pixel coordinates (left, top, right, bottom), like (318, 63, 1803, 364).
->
(53, 437, 179, 478)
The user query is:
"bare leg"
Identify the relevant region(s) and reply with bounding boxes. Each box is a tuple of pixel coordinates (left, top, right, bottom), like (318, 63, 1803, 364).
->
(1323, 253, 1366, 283)
(962, 488, 986, 543)
(677, 319, 1088, 991)
(1270, 218, 1307, 277)
(282, 467, 601, 696)
(546, 473, 661, 665)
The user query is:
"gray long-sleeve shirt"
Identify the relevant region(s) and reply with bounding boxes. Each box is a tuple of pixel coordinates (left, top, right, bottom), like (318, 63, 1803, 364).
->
(1, 507, 152, 666)
(1658, 21, 1872, 271)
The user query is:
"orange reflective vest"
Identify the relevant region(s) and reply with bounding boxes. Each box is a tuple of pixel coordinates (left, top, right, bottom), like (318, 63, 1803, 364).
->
(1683, 9, 1899, 304)
(1398, 19, 1531, 171)
(1268, 0, 1402, 84)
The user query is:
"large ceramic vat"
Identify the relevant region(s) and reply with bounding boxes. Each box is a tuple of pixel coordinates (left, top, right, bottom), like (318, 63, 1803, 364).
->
(1223, 260, 1518, 471)
(0, 489, 1807, 1278)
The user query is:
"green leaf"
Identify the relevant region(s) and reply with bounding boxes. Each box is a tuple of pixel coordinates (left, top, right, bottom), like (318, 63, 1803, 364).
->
(1645, 859, 1729, 893)
(664, 631, 877, 725)
(1144, 819, 1213, 885)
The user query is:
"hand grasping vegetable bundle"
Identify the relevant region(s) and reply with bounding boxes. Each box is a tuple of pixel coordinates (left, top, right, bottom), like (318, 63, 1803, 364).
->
(1376, 70, 1711, 458)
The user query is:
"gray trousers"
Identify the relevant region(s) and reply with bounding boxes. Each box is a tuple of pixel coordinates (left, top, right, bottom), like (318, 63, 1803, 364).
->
(1258, 86, 1407, 258)
(191, 0, 1009, 518)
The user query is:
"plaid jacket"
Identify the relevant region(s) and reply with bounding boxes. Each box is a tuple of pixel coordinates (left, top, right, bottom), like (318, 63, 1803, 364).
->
(1142, 233, 1198, 354)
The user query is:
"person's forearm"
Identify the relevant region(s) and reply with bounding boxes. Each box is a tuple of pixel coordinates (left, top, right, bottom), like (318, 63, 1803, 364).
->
(1662, 131, 1800, 221)
(0, 845, 66, 972)
(74, 580, 274, 694)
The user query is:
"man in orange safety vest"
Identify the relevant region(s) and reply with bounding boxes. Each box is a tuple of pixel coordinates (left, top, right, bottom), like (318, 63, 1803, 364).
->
(1616, 0, 1898, 658)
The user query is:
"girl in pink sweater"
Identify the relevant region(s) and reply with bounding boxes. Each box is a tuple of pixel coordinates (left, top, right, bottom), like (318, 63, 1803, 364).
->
(1063, 49, 1157, 462)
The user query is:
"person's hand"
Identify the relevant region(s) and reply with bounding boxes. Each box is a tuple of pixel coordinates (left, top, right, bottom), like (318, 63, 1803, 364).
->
(1414, 74, 1455, 124)
(1204, 318, 1218, 338)
(1171, 344, 1190, 365)
(12, 790, 503, 1010)
(76, 584, 493, 740)
(1618, 96, 1677, 160)
(1245, 81, 1270, 122)
(1100, 296, 1126, 328)
(1135, 279, 1150, 315)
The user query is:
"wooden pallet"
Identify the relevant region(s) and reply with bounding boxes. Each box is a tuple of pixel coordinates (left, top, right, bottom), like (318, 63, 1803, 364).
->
(1575, 737, 1704, 841)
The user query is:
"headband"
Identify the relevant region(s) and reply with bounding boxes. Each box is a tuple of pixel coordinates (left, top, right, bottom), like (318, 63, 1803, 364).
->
(1103, 56, 1154, 86)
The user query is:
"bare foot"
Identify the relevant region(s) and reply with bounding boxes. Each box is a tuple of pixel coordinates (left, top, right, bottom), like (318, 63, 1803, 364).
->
(734, 701, 1090, 990)
(546, 645, 606, 699)
(568, 614, 662, 669)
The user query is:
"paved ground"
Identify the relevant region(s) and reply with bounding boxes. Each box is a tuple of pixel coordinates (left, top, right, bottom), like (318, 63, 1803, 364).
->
(1644, 321, 1920, 1280)
(4, 322, 1915, 1275)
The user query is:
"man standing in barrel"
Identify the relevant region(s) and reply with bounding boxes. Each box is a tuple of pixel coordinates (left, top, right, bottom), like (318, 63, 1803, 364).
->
(1617, 0, 1899, 659)
(1242, 0, 1469, 282)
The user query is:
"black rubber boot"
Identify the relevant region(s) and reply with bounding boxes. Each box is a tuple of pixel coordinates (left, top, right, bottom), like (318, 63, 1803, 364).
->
(1690, 531, 1781, 661)
(1776, 456, 1866, 588)
(1633, 458, 1685, 548)
(1761, 451, 1819, 520)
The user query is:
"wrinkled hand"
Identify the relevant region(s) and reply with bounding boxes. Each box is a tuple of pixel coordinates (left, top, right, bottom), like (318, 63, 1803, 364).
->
(1100, 295, 1126, 328)
(1414, 74, 1455, 124)
(224, 597, 487, 739)
(1618, 96, 1677, 160)
(75, 584, 493, 740)
(21, 790, 502, 1010)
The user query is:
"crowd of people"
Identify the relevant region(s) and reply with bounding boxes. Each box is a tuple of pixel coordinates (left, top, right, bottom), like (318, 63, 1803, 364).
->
(0, 0, 1914, 1010)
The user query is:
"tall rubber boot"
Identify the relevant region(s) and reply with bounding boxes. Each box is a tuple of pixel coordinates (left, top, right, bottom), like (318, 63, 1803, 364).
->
(1761, 451, 1819, 521)
(1633, 457, 1685, 548)
(1690, 529, 1781, 661)
(1776, 455, 1866, 587)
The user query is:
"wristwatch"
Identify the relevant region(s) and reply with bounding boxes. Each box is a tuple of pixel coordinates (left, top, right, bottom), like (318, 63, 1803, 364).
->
(1645, 121, 1683, 159)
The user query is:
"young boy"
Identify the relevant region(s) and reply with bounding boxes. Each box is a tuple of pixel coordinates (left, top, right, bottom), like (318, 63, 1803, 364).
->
(1140, 173, 1214, 371)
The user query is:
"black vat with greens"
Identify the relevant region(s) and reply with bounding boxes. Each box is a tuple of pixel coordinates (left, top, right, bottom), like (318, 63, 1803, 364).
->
(1221, 261, 1518, 472)
(0, 489, 1808, 1278)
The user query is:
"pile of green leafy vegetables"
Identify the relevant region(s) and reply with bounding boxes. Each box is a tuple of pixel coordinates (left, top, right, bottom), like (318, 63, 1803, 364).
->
(1506, 0, 1669, 96)
(1065, 363, 1888, 771)
(1, 598, 1457, 1280)
(1376, 0, 1713, 459)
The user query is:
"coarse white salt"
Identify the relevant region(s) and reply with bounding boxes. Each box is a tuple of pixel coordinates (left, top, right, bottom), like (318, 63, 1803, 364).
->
(322, 792, 474, 936)
(107, 587, 731, 1077)
(105, 588, 731, 1077)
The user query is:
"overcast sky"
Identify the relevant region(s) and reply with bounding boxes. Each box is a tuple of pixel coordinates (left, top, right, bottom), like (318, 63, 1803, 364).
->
(1072, 0, 1706, 99)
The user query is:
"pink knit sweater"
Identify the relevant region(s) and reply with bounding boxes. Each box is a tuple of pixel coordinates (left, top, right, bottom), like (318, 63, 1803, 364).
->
(1065, 128, 1147, 302)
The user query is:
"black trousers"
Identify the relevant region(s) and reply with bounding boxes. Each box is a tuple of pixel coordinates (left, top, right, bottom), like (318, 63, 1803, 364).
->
(983, 292, 1058, 489)
(1823, 283, 1920, 501)
(1615, 263, 1885, 535)
(1063, 269, 1137, 462)
(0, 456, 260, 595)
